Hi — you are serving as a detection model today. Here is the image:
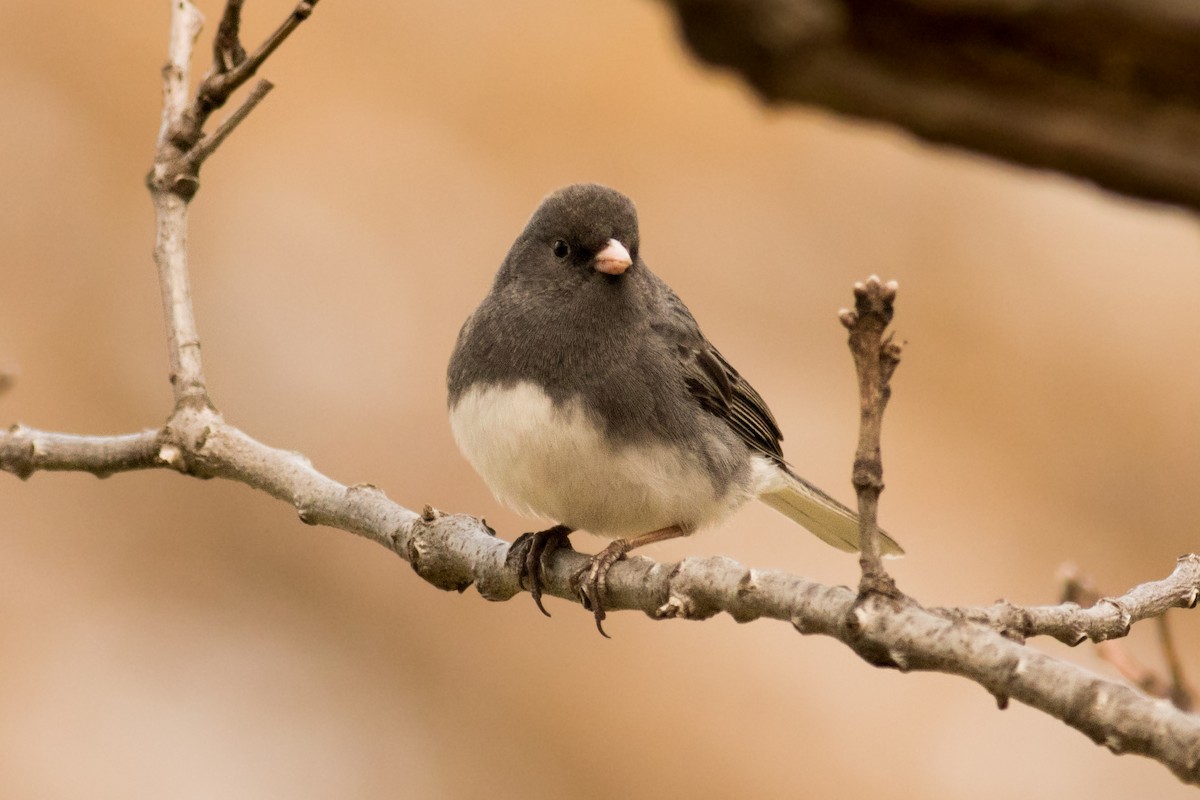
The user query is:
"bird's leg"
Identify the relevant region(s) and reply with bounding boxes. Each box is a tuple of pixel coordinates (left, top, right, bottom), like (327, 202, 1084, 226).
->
(572, 525, 686, 637)
(506, 525, 574, 616)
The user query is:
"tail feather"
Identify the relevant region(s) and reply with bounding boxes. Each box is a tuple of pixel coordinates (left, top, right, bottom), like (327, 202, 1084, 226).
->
(758, 467, 904, 557)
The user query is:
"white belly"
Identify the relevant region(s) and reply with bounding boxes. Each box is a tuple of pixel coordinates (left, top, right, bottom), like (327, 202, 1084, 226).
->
(449, 382, 750, 537)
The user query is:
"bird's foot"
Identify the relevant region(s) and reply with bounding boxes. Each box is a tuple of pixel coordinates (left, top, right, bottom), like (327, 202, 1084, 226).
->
(506, 525, 574, 616)
(570, 538, 632, 638)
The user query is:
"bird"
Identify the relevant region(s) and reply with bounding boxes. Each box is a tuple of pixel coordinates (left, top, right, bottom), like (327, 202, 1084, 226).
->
(447, 183, 902, 635)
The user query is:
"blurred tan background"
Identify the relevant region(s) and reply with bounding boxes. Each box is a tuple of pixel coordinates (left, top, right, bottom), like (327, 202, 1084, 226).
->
(2, 1, 1198, 797)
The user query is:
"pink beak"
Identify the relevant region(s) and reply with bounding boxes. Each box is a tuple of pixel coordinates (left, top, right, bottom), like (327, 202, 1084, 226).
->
(594, 239, 633, 275)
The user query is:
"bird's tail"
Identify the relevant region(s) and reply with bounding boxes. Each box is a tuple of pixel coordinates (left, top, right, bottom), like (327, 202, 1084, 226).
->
(758, 466, 904, 557)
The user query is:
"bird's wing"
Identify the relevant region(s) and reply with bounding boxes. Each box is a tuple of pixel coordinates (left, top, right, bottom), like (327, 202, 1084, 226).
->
(647, 277, 785, 461)
(651, 277, 905, 557)
(681, 343, 785, 462)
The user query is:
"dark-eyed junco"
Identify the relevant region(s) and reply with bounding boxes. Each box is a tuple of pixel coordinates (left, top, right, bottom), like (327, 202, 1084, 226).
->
(447, 184, 902, 634)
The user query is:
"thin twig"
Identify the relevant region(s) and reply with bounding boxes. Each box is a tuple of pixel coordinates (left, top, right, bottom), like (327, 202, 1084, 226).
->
(155, 0, 205, 154)
(147, 0, 313, 409)
(151, 0, 318, 199)
(187, 79, 274, 170)
(212, 0, 248, 73)
(152, 189, 210, 409)
(1156, 614, 1194, 711)
(839, 275, 902, 593)
(1053, 563, 1198, 710)
(149, 0, 211, 408)
(936, 558, 1200, 647)
(179, 0, 319, 146)
(231, 0, 317, 86)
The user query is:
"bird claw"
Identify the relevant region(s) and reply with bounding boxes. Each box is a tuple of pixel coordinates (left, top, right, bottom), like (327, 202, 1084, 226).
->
(570, 538, 632, 638)
(506, 529, 632, 636)
(506, 525, 573, 616)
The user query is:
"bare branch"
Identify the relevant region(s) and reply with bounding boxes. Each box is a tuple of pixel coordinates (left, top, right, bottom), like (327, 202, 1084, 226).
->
(1, 415, 1198, 781)
(186, 79, 275, 171)
(212, 0, 248, 74)
(146, 0, 211, 409)
(145, 0, 315, 411)
(1046, 561, 1195, 710)
(229, 0, 316, 87)
(178, 0, 319, 147)
(935, 556, 1200, 646)
(661, 0, 1200, 211)
(152, 188, 210, 409)
(839, 275, 901, 592)
(1, 426, 161, 480)
(154, 0, 204, 158)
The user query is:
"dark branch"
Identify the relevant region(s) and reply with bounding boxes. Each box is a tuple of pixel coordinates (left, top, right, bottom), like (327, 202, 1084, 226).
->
(177, 0, 319, 148)
(186, 79, 274, 171)
(212, 0, 248, 73)
(150, 0, 319, 201)
(661, 0, 1200, 211)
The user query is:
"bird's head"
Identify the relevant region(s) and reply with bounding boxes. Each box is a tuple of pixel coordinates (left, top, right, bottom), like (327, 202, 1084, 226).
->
(499, 183, 640, 288)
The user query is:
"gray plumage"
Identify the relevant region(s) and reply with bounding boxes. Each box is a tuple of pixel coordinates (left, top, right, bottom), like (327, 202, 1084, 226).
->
(447, 183, 902, 556)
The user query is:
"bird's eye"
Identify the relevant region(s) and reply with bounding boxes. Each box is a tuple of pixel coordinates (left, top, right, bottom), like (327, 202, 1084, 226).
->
(552, 240, 571, 259)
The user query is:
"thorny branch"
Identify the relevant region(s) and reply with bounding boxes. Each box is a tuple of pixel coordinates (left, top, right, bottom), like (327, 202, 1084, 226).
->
(1, 0, 1199, 788)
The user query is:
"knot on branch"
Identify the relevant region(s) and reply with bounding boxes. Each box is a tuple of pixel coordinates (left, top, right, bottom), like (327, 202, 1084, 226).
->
(157, 406, 222, 476)
(403, 510, 499, 595)
(851, 456, 884, 492)
(3, 423, 37, 480)
(1094, 598, 1133, 641)
(655, 556, 754, 622)
(1178, 554, 1200, 608)
(146, 159, 203, 201)
(845, 591, 914, 670)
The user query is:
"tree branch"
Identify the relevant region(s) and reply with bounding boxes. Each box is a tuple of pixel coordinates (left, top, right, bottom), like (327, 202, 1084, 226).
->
(186, 78, 275, 171)
(1, 427, 161, 480)
(177, 0, 319, 151)
(3, 0, 1199, 788)
(2, 415, 1199, 780)
(934, 559, 1200, 647)
(1055, 564, 1197, 710)
(144, 0, 319, 410)
(661, 0, 1200, 211)
(840, 275, 901, 592)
